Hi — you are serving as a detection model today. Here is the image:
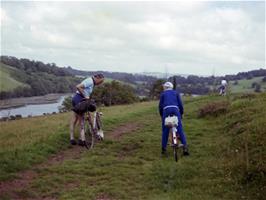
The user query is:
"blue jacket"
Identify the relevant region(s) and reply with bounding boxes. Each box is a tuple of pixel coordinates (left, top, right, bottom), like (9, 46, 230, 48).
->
(159, 89, 184, 117)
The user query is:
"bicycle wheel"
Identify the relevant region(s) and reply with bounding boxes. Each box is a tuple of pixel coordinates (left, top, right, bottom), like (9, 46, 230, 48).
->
(173, 145, 178, 162)
(172, 128, 178, 162)
(85, 113, 94, 149)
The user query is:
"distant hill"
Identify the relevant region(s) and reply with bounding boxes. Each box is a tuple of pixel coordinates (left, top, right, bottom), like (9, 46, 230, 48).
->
(167, 68, 266, 95)
(64, 66, 157, 85)
(139, 72, 192, 78)
(229, 76, 266, 93)
(1, 55, 265, 99)
(0, 63, 30, 92)
(63, 66, 158, 97)
(0, 56, 81, 99)
(0, 56, 158, 99)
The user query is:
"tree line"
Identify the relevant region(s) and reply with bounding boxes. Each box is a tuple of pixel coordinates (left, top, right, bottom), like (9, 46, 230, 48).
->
(1, 55, 265, 100)
(64, 66, 158, 85)
(0, 56, 81, 99)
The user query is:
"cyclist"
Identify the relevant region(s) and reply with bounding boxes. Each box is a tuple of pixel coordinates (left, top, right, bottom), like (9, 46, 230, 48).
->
(70, 74, 104, 146)
(159, 82, 189, 156)
(219, 80, 227, 96)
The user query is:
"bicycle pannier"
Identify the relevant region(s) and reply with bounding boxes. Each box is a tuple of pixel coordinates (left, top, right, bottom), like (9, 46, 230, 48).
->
(72, 100, 96, 114)
(164, 116, 178, 127)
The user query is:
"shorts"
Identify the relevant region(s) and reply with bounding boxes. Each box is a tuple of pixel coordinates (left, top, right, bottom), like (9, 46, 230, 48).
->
(72, 93, 84, 108)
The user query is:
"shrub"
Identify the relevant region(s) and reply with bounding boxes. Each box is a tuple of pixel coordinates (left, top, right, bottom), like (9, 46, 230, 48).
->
(58, 96, 72, 112)
(198, 101, 229, 118)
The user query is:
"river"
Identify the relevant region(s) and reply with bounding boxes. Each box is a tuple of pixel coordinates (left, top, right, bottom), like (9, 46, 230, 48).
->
(0, 96, 67, 118)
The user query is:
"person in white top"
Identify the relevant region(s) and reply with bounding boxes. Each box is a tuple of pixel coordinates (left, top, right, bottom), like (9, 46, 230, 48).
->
(70, 74, 104, 146)
(219, 80, 227, 96)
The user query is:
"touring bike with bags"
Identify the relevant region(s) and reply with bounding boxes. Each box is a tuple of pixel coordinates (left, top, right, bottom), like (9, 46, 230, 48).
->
(73, 99, 104, 150)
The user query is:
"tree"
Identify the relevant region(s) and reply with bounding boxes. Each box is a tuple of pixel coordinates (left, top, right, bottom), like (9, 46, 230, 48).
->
(254, 84, 261, 93)
(233, 80, 238, 85)
(251, 82, 258, 88)
(91, 81, 139, 106)
(59, 96, 73, 112)
(149, 79, 165, 100)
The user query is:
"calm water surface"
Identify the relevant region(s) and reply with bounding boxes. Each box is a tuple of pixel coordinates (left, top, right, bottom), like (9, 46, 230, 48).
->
(0, 96, 67, 118)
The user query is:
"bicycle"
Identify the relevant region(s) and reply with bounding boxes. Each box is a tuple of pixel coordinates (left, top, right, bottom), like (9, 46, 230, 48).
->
(72, 99, 104, 150)
(84, 110, 104, 150)
(165, 115, 183, 162)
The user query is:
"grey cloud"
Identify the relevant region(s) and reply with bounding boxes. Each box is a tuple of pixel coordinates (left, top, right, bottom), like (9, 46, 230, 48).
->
(1, 1, 265, 76)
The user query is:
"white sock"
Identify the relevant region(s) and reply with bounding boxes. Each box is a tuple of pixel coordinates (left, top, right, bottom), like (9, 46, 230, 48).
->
(80, 129, 85, 141)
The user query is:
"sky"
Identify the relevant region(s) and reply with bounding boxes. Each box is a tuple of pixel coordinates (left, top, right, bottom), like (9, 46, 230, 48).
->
(1, 0, 265, 76)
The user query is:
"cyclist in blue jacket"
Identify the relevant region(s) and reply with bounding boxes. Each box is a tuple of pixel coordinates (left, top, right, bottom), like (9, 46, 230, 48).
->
(159, 82, 189, 156)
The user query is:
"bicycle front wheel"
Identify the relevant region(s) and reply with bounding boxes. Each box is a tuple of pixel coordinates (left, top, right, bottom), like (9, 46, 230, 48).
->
(85, 122, 94, 149)
(173, 145, 178, 162)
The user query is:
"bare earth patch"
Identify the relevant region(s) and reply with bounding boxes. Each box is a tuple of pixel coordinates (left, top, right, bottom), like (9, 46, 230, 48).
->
(107, 122, 141, 140)
(117, 142, 142, 160)
(96, 194, 113, 200)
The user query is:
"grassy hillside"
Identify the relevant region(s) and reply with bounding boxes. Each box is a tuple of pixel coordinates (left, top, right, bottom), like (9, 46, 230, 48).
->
(0, 63, 29, 92)
(229, 76, 266, 93)
(0, 94, 265, 199)
(0, 61, 81, 99)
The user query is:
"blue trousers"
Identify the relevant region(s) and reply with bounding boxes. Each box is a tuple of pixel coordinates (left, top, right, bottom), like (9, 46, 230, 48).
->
(161, 107, 187, 149)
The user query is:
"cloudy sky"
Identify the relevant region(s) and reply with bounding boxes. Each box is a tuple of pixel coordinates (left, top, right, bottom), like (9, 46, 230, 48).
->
(1, 1, 265, 76)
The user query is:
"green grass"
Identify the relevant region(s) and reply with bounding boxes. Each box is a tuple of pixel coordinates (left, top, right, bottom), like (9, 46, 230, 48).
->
(0, 63, 28, 92)
(229, 77, 266, 93)
(0, 94, 265, 199)
(0, 102, 156, 181)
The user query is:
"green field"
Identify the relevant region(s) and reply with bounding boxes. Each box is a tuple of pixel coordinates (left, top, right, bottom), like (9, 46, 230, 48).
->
(229, 77, 266, 93)
(0, 94, 265, 199)
(0, 63, 28, 92)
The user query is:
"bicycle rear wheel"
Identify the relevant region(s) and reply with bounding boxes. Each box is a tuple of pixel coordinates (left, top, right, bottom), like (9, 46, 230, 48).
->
(173, 145, 178, 162)
(172, 128, 178, 162)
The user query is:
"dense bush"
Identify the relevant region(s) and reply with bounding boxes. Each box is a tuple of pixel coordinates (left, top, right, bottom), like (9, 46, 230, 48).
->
(149, 79, 165, 100)
(198, 101, 229, 118)
(91, 81, 139, 106)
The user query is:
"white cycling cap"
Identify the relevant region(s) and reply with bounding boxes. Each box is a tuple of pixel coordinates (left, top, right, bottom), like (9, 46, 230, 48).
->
(163, 82, 174, 89)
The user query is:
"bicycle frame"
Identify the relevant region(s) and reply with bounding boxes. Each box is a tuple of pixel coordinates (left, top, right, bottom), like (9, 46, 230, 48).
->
(172, 126, 178, 145)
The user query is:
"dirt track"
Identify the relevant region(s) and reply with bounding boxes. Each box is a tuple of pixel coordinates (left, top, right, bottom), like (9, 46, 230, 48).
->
(0, 122, 140, 199)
